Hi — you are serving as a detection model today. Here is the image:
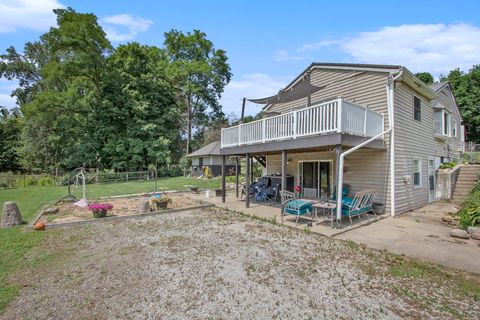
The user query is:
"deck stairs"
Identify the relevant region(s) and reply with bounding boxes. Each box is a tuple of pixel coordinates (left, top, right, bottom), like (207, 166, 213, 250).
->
(451, 165, 480, 205)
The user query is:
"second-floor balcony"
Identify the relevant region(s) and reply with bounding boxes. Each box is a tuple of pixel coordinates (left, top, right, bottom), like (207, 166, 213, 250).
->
(221, 98, 385, 148)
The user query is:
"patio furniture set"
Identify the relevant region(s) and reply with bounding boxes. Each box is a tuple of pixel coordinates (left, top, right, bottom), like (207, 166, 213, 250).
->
(280, 186, 377, 228)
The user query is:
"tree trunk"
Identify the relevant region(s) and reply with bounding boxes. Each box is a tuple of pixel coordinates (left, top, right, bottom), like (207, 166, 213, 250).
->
(186, 95, 192, 155)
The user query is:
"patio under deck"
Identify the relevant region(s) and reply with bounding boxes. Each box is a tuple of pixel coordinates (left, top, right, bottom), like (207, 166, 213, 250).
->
(187, 190, 386, 237)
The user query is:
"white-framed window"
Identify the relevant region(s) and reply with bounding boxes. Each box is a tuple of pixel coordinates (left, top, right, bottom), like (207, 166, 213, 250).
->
(443, 112, 451, 137)
(413, 96, 421, 122)
(413, 157, 422, 188)
(451, 119, 458, 137)
(434, 109, 452, 137)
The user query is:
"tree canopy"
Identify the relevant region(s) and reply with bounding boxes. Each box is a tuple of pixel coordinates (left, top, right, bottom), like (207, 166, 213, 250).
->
(0, 9, 232, 173)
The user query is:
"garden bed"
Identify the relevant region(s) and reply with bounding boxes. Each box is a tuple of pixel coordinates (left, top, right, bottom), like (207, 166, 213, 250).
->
(35, 193, 208, 228)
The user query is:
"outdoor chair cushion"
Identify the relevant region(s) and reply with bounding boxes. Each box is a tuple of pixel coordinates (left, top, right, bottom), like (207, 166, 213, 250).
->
(284, 199, 313, 215)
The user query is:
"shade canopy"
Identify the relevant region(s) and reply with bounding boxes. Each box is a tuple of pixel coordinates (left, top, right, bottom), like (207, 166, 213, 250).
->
(247, 79, 325, 105)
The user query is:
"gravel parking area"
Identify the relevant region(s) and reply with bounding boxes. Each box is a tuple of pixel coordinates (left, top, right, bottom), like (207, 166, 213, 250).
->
(2, 208, 479, 319)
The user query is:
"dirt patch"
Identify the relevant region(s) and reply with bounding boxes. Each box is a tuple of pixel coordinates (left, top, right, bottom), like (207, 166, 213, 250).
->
(42, 194, 203, 224)
(2, 208, 479, 319)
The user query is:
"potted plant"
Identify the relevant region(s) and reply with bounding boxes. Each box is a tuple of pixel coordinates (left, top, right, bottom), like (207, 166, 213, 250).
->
(150, 196, 172, 210)
(87, 203, 113, 218)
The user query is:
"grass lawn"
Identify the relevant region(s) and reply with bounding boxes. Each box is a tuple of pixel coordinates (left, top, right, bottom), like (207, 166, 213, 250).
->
(0, 176, 220, 313)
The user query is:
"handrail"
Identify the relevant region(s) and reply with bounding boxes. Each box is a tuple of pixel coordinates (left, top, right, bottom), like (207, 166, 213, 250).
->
(221, 98, 384, 148)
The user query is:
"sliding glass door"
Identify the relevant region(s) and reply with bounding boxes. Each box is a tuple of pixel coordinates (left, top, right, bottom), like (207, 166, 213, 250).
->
(299, 161, 332, 199)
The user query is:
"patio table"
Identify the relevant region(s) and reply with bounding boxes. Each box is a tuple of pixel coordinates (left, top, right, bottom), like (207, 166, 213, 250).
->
(313, 202, 337, 227)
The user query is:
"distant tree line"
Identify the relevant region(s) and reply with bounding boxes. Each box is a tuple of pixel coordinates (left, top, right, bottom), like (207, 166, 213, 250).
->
(0, 8, 231, 173)
(415, 68, 480, 142)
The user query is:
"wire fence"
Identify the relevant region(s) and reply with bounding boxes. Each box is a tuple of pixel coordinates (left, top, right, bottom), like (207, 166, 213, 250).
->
(0, 166, 183, 190)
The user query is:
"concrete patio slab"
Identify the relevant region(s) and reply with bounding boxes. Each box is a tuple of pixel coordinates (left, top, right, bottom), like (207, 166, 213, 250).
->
(335, 202, 480, 274)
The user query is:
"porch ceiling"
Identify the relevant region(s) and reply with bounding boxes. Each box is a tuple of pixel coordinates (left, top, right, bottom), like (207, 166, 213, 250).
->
(220, 133, 386, 156)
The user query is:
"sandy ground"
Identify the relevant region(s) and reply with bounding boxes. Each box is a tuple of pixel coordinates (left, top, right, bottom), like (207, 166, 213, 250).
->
(48, 194, 203, 223)
(336, 202, 480, 274)
(3, 208, 479, 319)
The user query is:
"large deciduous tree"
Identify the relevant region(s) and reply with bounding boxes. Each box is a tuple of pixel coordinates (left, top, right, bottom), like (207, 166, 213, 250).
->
(0, 108, 22, 172)
(164, 29, 232, 154)
(441, 66, 480, 142)
(94, 43, 180, 169)
(0, 8, 112, 170)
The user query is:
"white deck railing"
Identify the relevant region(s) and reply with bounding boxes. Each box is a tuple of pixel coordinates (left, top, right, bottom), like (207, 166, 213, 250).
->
(221, 98, 384, 148)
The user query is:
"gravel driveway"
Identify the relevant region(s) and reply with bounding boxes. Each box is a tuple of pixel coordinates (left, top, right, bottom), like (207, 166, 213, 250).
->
(2, 208, 479, 319)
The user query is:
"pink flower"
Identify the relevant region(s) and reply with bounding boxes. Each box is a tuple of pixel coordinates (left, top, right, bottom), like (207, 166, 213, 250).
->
(87, 203, 113, 211)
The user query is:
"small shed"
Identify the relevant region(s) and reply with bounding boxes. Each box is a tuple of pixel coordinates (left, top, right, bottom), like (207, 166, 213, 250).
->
(187, 141, 239, 177)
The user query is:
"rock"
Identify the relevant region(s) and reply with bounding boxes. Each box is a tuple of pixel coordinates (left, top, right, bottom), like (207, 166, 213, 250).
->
(442, 215, 453, 223)
(450, 228, 470, 239)
(138, 200, 150, 213)
(467, 226, 480, 240)
(1, 202, 22, 227)
(43, 207, 58, 215)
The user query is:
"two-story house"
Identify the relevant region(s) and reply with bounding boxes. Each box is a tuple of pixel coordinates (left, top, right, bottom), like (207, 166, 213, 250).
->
(218, 63, 464, 219)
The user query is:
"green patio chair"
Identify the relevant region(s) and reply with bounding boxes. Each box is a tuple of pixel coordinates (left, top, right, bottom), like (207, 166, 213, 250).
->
(280, 190, 313, 225)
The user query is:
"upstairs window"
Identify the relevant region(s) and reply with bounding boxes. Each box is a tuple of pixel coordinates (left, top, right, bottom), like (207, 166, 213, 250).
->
(413, 158, 422, 188)
(434, 109, 453, 137)
(451, 119, 458, 137)
(413, 96, 422, 121)
(443, 112, 451, 136)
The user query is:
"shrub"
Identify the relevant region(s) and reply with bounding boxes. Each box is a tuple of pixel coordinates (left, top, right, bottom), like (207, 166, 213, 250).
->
(38, 176, 54, 186)
(439, 162, 456, 170)
(459, 205, 480, 229)
(459, 181, 480, 229)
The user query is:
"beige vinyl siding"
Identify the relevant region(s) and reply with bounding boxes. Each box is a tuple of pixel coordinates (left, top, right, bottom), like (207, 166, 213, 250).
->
(267, 69, 390, 125)
(265, 149, 389, 210)
(432, 86, 463, 156)
(265, 68, 393, 213)
(393, 82, 463, 214)
(393, 83, 435, 213)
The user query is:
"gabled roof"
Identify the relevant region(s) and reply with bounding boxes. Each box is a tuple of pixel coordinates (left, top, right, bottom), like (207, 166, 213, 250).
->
(429, 81, 449, 92)
(187, 141, 220, 157)
(251, 62, 438, 111)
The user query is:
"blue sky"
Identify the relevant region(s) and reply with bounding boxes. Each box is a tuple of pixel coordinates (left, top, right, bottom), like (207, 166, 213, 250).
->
(1, 0, 480, 117)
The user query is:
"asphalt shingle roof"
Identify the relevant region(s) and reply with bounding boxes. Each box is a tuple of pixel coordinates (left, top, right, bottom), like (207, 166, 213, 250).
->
(187, 141, 221, 157)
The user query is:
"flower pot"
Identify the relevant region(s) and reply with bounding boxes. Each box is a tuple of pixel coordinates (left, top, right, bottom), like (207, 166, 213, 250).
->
(92, 209, 107, 218)
(156, 201, 168, 210)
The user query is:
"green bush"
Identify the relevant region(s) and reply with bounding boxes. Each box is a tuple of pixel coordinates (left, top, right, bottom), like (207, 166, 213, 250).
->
(459, 181, 480, 229)
(17, 175, 37, 187)
(38, 175, 54, 186)
(439, 162, 456, 170)
(459, 205, 480, 229)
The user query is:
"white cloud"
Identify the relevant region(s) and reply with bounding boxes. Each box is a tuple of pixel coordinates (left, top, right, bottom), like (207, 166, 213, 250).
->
(220, 73, 288, 117)
(273, 50, 303, 62)
(341, 23, 480, 74)
(0, 0, 64, 33)
(297, 39, 345, 52)
(279, 23, 480, 75)
(101, 14, 153, 42)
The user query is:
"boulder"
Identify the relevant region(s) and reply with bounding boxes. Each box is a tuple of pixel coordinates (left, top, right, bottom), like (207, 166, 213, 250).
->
(467, 226, 480, 240)
(1, 202, 22, 227)
(138, 200, 150, 213)
(442, 215, 453, 223)
(450, 228, 470, 239)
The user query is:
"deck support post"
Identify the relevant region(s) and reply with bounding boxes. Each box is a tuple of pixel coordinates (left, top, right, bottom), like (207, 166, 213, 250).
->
(281, 150, 287, 191)
(281, 150, 287, 224)
(245, 153, 250, 208)
(221, 155, 226, 203)
(235, 157, 239, 198)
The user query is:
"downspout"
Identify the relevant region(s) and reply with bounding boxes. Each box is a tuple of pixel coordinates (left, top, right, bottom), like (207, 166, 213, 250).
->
(336, 69, 402, 221)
